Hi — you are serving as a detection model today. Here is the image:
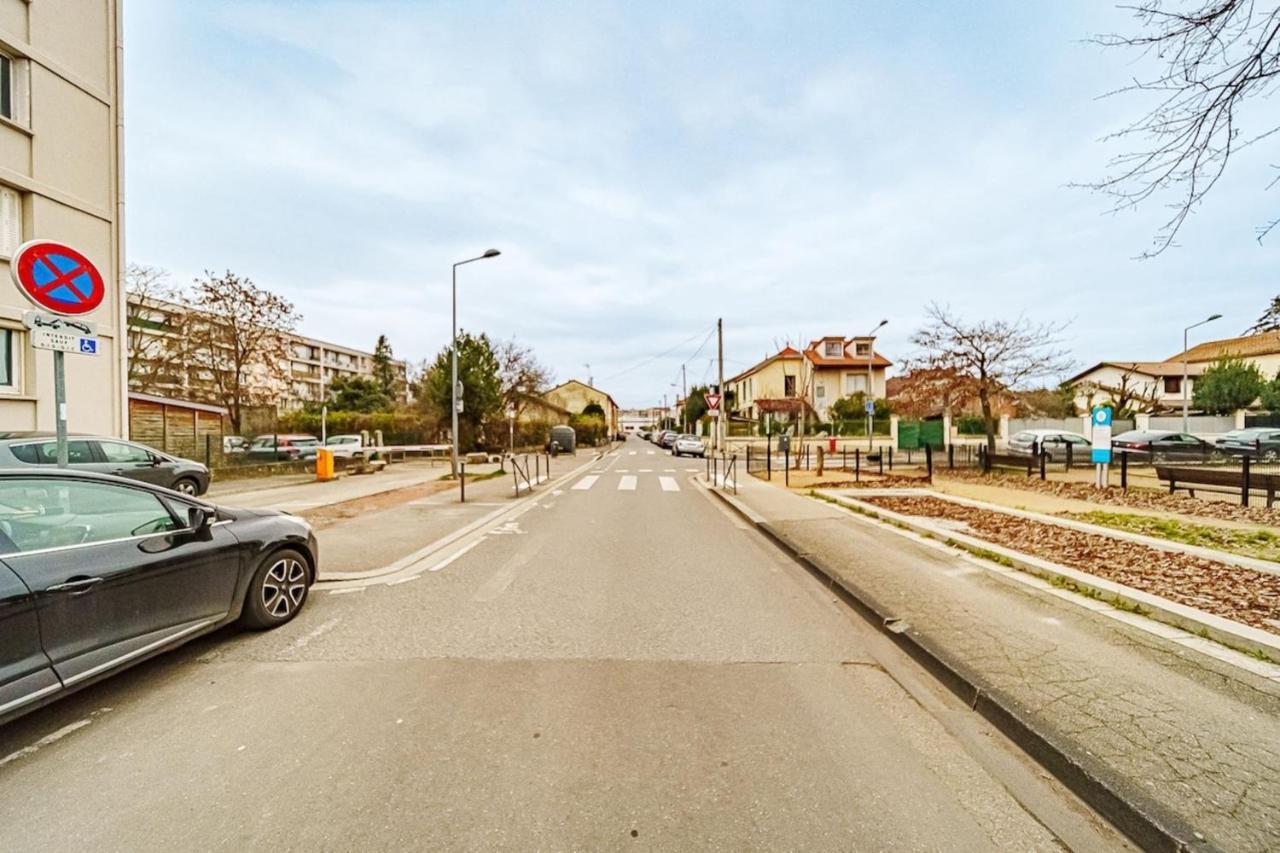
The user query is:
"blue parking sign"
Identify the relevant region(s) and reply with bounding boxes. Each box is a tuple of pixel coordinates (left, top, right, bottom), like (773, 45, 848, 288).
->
(78, 338, 97, 355)
(1091, 406, 1113, 464)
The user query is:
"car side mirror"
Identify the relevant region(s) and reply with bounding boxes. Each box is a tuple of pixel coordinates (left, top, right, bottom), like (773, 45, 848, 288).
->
(187, 506, 212, 534)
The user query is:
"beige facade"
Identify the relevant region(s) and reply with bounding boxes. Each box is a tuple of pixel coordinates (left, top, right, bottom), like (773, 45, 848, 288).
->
(0, 1, 124, 435)
(728, 337, 891, 422)
(542, 379, 619, 435)
(283, 335, 409, 412)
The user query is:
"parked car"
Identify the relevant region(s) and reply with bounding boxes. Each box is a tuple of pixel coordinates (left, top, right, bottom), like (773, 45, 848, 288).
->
(1007, 429, 1092, 462)
(245, 434, 321, 462)
(672, 434, 705, 458)
(0, 468, 318, 726)
(657, 430, 678, 449)
(1111, 430, 1223, 463)
(0, 432, 211, 496)
(1216, 428, 1280, 463)
(324, 434, 365, 459)
(222, 435, 250, 454)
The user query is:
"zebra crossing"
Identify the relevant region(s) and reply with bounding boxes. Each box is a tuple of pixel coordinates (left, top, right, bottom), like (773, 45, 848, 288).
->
(569, 469, 699, 492)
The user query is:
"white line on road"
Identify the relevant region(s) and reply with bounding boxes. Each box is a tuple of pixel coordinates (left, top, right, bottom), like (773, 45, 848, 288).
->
(428, 540, 482, 572)
(286, 617, 341, 649)
(663, 468, 675, 472)
(572, 475, 598, 491)
(0, 718, 95, 769)
(659, 476, 680, 492)
(628, 451, 637, 455)
(639, 468, 652, 472)
(327, 587, 365, 596)
(646, 450, 655, 455)
(616, 469, 630, 473)
(618, 475, 637, 491)
(387, 575, 420, 586)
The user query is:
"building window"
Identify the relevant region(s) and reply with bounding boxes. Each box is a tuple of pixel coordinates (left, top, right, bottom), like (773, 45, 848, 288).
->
(815, 384, 825, 399)
(0, 328, 18, 392)
(1164, 377, 1182, 395)
(0, 186, 20, 257)
(855, 342, 870, 356)
(824, 341, 842, 357)
(845, 373, 867, 394)
(784, 375, 796, 397)
(0, 53, 11, 120)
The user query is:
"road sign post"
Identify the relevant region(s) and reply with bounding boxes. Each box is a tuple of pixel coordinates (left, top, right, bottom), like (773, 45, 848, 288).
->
(10, 240, 106, 468)
(1090, 406, 1113, 489)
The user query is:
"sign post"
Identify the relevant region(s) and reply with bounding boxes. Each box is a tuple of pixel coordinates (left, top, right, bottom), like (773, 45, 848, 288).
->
(10, 240, 105, 468)
(1090, 406, 1113, 489)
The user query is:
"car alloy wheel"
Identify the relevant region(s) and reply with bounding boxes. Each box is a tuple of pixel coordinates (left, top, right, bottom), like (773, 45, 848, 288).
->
(1264, 449, 1279, 464)
(173, 477, 198, 496)
(262, 556, 307, 619)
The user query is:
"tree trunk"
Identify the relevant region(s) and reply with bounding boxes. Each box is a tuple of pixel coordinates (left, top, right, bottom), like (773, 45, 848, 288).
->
(979, 388, 995, 453)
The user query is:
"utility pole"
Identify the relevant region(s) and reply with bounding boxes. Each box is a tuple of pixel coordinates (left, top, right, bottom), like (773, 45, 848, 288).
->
(717, 317, 724, 453)
(681, 363, 688, 433)
(585, 363, 592, 386)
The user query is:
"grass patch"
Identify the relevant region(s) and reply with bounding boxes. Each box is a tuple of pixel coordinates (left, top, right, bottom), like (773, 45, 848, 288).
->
(1067, 510, 1280, 563)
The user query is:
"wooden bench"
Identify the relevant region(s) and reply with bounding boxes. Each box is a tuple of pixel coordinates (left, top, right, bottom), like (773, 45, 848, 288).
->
(1155, 465, 1277, 508)
(980, 449, 1035, 476)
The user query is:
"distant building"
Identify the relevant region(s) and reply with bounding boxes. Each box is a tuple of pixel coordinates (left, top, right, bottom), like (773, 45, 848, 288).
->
(542, 379, 620, 435)
(727, 335, 891, 422)
(1067, 329, 1280, 413)
(126, 295, 408, 413)
(0, 2, 125, 434)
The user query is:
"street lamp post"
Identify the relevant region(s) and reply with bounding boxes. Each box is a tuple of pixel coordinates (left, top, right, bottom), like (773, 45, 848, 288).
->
(1182, 313, 1222, 433)
(866, 319, 888, 449)
(451, 249, 501, 479)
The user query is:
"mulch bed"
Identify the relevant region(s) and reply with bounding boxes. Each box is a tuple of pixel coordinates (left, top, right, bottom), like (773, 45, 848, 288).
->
(861, 495, 1280, 635)
(939, 469, 1279, 526)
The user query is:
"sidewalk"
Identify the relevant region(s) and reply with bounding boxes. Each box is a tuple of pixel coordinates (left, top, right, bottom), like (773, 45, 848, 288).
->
(709, 474, 1280, 852)
(209, 460, 456, 512)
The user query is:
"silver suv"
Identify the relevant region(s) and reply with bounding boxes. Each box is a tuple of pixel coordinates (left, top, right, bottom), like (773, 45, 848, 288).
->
(0, 432, 211, 496)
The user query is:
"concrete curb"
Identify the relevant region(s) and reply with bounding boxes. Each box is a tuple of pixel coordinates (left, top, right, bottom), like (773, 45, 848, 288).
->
(698, 477, 1212, 853)
(820, 490, 1280, 664)
(318, 452, 604, 584)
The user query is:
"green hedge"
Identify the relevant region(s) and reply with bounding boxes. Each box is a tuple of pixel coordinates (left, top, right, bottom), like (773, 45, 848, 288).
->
(277, 410, 438, 444)
(955, 415, 986, 435)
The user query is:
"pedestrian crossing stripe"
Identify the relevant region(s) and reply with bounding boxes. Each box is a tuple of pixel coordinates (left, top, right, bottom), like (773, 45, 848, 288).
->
(659, 476, 679, 492)
(572, 475, 598, 490)
(618, 475, 637, 491)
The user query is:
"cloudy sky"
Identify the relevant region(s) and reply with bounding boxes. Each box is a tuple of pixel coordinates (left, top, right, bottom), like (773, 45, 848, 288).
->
(124, 1, 1278, 407)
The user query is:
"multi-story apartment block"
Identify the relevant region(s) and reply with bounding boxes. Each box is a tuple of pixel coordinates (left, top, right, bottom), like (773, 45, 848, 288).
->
(0, 1, 125, 434)
(127, 294, 408, 413)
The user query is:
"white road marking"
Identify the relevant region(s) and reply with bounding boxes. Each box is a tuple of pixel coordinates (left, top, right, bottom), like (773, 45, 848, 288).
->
(659, 476, 680, 492)
(663, 468, 675, 473)
(639, 468, 652, 473)
(628, 451, 637, 455)
(685, 467, 699, 472)
(286, 617, 341, 649)
(0, 718, 94, 769)
(387, 575, 420, 586)
(616, 469, 630, 473)
(572, 475, 598, 491)
(646, 450, 655, 455)
(327, 587, 366, 596)
(618, 475, 637, 491)
(488, 521, 526, 536)
(551, 489, 564, 496)
(428, 540, 482, 572)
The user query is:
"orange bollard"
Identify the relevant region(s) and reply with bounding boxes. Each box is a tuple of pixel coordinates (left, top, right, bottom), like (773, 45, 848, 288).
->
(315, 448, 336, 481)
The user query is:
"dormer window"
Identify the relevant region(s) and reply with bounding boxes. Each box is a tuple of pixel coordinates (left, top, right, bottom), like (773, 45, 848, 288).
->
(824, 341, 842, 357)
(855, 343, 871, 356)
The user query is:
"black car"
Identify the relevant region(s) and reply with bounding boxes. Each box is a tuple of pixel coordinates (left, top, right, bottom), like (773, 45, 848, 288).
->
(0, 469, 318, 726)
(1216, 428, 1280, 463)
(0, 432, 211, 496)
(1110, 429, 1223, 462)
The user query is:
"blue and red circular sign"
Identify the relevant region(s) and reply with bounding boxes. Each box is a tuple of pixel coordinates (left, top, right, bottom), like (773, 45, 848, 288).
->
(10, 240, 105, 316)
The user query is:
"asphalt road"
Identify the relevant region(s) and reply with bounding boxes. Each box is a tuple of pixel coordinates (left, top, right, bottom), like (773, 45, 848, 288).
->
(0, 437, 1128, 851)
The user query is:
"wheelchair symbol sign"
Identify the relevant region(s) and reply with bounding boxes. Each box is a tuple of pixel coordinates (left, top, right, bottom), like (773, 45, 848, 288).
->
(78, 338, 97, 355)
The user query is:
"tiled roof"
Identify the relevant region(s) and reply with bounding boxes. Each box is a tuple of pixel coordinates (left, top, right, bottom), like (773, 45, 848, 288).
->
(1066, 361, 1209, 384)
(1170, 330, 1280, 363)
(726, 346, 804, 383)
(802, 338, 892, 368)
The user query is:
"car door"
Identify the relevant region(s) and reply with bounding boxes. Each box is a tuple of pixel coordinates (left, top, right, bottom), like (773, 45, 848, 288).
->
(93, 440, 173, 488)
(0, 476, 243, 687)
(0, 559, 60, 721)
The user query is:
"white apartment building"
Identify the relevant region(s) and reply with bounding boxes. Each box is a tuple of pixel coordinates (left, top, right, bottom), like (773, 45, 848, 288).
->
(0, 1, 125, 434)
(283, 335, 409, 411)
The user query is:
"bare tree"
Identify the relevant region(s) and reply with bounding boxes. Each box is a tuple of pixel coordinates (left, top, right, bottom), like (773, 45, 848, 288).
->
(1077, 364, 1163, 416)
(124, 264, 189, 393)
(909, 304, 1074, 451)
(1089, 1, 1280, 255)
(1248, 293, 1280, 332)
(185, 270, 300, 434)
(496, 338, 553, 418)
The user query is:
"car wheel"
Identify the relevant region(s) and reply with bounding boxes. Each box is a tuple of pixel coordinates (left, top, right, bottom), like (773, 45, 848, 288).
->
(1264, 449, 1279, 464)
(172, 477, 200, 496)
(240, 549, 310, 630)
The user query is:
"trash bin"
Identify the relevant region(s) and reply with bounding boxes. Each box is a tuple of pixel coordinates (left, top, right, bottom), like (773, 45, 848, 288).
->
(828, 437, 837, 453)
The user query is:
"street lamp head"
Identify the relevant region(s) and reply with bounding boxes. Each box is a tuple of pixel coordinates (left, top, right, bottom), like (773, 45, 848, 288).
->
(483, 248, 501, 258)
(1207, 313, 1222, 322)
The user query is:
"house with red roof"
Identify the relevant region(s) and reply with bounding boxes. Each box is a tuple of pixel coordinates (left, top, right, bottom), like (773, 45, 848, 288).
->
(726, 336, 892, 422)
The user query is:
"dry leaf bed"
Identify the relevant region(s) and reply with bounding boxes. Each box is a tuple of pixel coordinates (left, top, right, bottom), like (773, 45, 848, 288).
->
(862, 495, 1280, 634)
(939, 469, 1279, 526)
